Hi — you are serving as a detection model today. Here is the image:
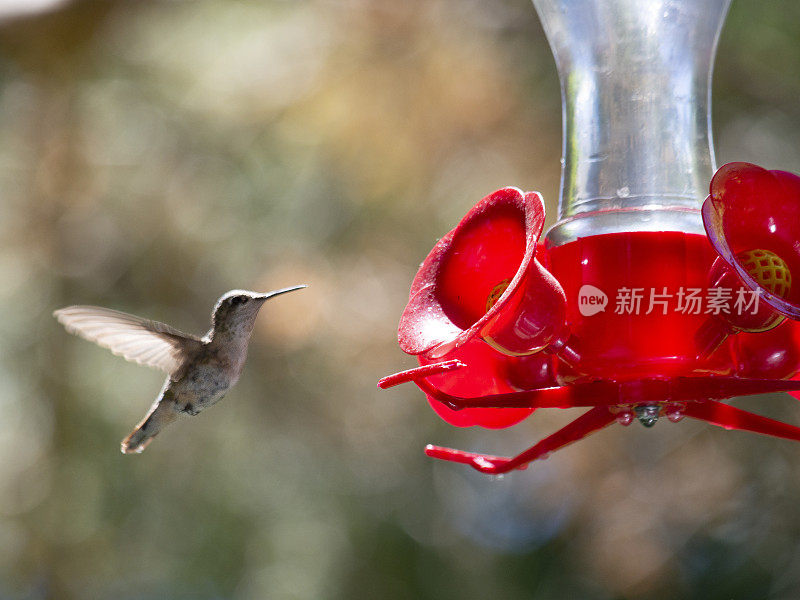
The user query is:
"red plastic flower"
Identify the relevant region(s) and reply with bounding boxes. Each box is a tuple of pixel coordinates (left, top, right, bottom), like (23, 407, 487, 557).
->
(703, 162, 800, 320)
(395, 187, 564, 428)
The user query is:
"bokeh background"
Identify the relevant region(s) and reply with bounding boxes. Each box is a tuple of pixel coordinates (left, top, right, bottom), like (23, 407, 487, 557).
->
(1, 0, 800, 598)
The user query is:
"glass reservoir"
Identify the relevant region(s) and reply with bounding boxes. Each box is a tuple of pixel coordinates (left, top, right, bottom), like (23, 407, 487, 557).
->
(532, 0, 734, 380)
(535, 0, 731, 246)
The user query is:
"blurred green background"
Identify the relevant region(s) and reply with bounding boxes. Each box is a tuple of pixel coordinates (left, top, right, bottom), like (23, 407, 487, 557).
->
(1, 0, 800, 598)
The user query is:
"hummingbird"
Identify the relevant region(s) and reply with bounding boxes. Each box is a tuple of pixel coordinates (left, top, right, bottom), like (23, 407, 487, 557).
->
(54, 285, 306, 454)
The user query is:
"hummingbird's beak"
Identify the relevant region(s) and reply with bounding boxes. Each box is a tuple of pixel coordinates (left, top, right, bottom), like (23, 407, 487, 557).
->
(255, 284, 308, 301)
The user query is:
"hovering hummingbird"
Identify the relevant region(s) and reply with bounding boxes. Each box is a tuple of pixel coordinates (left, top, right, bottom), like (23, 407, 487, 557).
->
(54, 286, 307, 454)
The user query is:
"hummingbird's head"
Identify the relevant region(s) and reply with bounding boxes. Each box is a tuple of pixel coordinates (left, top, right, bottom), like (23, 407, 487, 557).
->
(212, 286, 307, 337)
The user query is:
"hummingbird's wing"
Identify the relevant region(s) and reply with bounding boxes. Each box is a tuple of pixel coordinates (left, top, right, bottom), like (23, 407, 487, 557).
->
(53, 306, 202, 376)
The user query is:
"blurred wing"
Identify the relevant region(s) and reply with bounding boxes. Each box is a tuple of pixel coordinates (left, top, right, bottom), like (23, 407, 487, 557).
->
(54, 306, 202, 376)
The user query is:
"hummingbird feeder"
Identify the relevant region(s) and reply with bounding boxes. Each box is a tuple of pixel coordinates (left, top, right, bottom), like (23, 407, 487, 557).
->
(380, 0, 800, 474)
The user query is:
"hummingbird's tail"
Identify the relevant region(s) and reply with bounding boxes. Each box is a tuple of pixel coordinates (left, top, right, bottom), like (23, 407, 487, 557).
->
(121, 397, 178, 454)
(121, 426, 155, 454)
